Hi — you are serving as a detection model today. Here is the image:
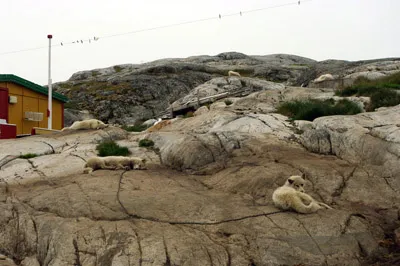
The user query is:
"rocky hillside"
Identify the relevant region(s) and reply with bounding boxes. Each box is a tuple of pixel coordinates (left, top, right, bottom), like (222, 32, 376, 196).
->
(1, 82, 400, 265)
(53, 52, 400, 125)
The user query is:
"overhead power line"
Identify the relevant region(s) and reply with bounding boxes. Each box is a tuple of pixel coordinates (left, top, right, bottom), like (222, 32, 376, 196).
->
(0, 0, 312, 56)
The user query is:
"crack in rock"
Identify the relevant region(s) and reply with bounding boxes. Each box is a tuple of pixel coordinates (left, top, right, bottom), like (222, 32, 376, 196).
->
(73, 238, 82, 266)
(128, 224, 142, 266)
(0, 155, 18, 170)
(192, 134, 217, 163)
(34, 141, 55, 154)
(340, 213, 367, 235)
(182, 225, 231, 266)
(163, 236, 171, 266)
(332, 166, 357, 197)
(117, 171, 284, 225)
(294, 216, 328, 265)
(73, 181, 95, 219)
(116, 171, 130, 217)
(245, 114, 273, 131)
(69, 153, 87, 162)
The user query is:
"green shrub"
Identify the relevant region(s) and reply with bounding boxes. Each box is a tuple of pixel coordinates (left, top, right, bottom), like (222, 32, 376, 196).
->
(139, 139, 154, 148)
(224, 99, 233, 106)
(91, 70, 100, 77)
(335, 72, 400, 111)
(113, 66, 123, 72)
(368, 89, 400, 111)
(122, 124, 148, 132)
(277, 99, 362, 121)
(19, 153, 38, 159)
(96, 140, 131, 157)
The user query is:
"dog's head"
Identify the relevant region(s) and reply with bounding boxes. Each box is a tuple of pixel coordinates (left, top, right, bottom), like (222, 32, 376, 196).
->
(285, 175, 306, 192)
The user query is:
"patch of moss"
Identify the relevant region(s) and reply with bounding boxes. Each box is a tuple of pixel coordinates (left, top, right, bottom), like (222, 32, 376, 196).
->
(96, 140, 131, 157)
(114, 66, 123, 72)
(19, 153, 38, 159)
(138, 139, 154, 147)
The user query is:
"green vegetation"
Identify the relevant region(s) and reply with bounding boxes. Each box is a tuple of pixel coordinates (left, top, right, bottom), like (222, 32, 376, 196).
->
(96, 140, 131, 157)
(19, 153, 38, 159)
(277, 99, 362, 121)
(91, 71, 100, 77)
(138, 139, 154, 148)
(336, 72, 400, 111)
(122, 124, 148, 132)
(224, 99, 233, 106)
(113, 66, 123, 72)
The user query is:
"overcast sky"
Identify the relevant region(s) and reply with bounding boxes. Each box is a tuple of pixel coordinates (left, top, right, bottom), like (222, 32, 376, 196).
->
(1, 0, 399, 85)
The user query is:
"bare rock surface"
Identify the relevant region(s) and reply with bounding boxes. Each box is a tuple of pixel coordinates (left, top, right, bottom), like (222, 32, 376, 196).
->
(1, 103, 400, 265)
(300, 105, 400, 211)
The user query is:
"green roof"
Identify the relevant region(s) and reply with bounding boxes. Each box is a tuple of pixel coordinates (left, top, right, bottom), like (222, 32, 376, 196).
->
(0, 74, 68, 103)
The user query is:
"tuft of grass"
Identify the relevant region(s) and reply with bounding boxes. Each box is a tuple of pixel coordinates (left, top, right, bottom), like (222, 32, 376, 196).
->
(139, 139, 154, 148)
(19, 153, 38, 159)
(91, 70, 100, 77)
(224, 99, 233, 106)
(96, 140, 131, 157)
(277, 99, 362, 121)
(122, 124, 148, 132)
(113, 66, 123, 72)
(336, 72, 400, 111)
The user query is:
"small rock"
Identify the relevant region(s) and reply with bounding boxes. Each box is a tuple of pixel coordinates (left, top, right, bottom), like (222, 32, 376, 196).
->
(194, 106, 209, 116)
(395, 227, 400, 248)
(210, 102, 226, 110)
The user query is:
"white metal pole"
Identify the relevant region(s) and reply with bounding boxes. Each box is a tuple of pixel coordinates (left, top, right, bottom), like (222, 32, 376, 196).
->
(47, 34, 53, 129)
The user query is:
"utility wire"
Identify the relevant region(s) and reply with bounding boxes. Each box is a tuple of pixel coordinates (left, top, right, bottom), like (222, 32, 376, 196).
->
(0, 0, 311, 56)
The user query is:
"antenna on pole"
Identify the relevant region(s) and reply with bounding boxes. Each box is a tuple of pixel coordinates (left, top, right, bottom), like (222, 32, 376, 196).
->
(47, 34, 53, 129)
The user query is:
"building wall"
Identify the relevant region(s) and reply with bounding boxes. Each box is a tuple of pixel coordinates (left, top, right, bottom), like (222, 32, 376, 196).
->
(0, 82, 64, 135)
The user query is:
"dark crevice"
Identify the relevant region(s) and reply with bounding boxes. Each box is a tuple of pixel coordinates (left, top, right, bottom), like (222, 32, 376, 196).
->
(382, 176, 398, 192)
(127, 211, 283, 225)
(246, 114, 273, 130)
(36, 141, 55, 154)
(357, 239, 368, 258)
(205, 247, 214, 266)
(26, 159, 49, 181)
(11, 205, 20, 255)
(163, 236, 171, 266)
(294, 216, 328, 265)
(332, 166, 357, 197)
(340, 213, 367, 235)
(73, 239, 82, 266)
(69, 153, 87, 162)
(0, 155, 18, 170)
(116, 170, 130, 217)
(213, 132, 228, 154)
(129, 224, 143, 266)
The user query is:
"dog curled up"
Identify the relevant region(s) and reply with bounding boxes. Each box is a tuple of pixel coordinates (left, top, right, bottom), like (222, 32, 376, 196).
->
(272, 175, 332, 214)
